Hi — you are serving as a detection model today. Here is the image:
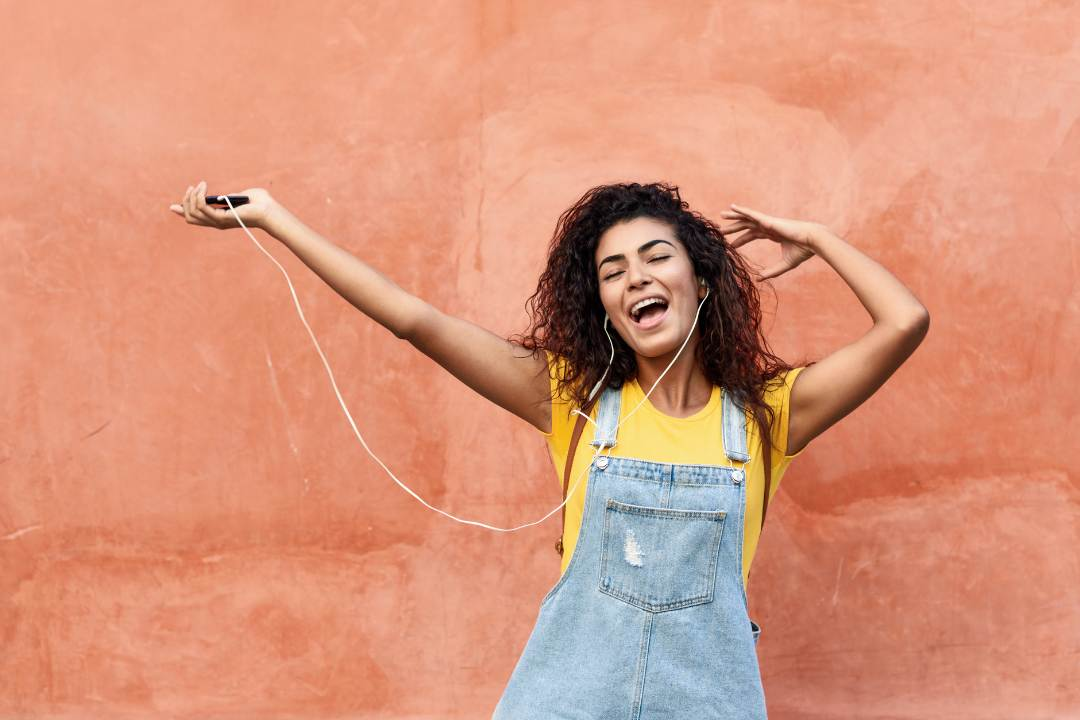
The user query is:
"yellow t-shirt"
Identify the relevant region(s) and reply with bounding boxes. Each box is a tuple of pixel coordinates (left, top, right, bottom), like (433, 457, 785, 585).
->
(539, 351, 808, 591)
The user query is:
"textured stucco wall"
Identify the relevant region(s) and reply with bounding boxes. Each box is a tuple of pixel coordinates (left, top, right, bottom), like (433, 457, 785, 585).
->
(2, 1, 1078, 718)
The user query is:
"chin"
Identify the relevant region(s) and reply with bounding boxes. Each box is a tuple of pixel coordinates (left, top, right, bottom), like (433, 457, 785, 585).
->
(624, 325, 692, 358)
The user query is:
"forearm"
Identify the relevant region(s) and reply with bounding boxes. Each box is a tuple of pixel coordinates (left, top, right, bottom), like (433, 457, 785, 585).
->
(260, 205, 427, 339)
(809, 226, 929, 331)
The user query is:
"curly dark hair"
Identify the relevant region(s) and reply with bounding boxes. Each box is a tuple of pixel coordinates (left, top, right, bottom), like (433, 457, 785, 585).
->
(510, 181, 810, 461)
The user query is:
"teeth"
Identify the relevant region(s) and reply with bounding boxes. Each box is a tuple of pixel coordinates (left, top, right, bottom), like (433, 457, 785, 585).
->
(630, 297, 667, 320)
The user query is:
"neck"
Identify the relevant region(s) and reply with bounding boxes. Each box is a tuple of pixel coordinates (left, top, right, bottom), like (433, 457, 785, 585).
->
(633, 333, 711, 417)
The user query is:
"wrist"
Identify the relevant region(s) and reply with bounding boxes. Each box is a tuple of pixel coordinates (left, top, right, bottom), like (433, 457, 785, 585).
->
(258, 202, 294, 236)
(807, 224, 841, 253)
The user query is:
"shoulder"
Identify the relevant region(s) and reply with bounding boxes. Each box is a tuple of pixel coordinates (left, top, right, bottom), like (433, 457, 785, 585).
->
(764, 366, 807, 409)
(543, 350, 586, 402)
(539, 351, 583, 440)
(762, 366, 810, 458)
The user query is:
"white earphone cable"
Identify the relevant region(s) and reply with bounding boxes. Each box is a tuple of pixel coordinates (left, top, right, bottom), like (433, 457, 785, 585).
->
(221, 196, 734, 534)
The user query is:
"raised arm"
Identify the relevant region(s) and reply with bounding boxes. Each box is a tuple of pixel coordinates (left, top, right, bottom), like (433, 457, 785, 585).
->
(720, 204, 930, 456)
(170, 183, 553, 433)
(782, 226, 929, 455)
(258, 203, 554, 434)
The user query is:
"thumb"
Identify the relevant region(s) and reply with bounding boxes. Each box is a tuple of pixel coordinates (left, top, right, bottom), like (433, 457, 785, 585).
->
(757, 262, 791, 280)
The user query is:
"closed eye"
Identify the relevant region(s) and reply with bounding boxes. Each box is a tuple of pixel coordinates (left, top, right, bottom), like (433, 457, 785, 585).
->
(602, 256, 671, 281)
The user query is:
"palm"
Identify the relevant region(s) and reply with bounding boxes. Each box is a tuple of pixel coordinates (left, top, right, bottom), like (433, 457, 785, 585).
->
(169, 183, 277, 230)
(719, 204, 818, 279)
(215, 188, 276, 228)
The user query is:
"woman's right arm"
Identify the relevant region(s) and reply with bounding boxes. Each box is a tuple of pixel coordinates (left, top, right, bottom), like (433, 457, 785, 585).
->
(262, 204, 553, 434)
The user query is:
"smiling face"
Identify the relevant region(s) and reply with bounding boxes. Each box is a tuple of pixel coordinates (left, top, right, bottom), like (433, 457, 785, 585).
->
(594, 216, 707, 360)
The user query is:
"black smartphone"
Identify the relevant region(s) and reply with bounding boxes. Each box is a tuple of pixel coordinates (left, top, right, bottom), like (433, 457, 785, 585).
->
(206, 195, 250, 207)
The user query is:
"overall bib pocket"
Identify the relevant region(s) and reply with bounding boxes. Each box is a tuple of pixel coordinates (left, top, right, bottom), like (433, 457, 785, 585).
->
(598, 499, 726, 612)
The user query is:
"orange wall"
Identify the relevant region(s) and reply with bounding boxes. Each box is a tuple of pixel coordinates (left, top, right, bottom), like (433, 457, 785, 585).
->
(2, 2, 1078, 718)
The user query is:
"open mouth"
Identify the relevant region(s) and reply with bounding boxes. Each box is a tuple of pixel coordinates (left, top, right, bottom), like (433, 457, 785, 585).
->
(629, 298, 670, 330)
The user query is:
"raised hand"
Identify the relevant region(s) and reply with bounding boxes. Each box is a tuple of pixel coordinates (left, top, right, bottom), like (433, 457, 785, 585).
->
(720, 203, 822, 280)
(168, 180, 278, 230)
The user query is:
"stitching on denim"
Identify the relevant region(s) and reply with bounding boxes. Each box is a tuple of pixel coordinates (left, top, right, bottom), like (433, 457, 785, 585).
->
(597, 499, 612, 599)
(597, 503, 726, 613)
(608, 498, 727, 521)
(630, 612, 652, 720)
(592, 454, 747, 473)
(737, 463, 750, 602)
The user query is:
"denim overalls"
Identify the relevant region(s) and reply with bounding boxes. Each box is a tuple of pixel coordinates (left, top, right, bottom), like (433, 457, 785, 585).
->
(493, 383, 767, 719)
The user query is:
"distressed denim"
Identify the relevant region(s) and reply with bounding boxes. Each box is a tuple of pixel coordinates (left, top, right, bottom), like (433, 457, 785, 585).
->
(493, 384, 767, 719)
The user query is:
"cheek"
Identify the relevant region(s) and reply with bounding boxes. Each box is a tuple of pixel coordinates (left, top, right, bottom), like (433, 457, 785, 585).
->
(598, 285, 620, 320)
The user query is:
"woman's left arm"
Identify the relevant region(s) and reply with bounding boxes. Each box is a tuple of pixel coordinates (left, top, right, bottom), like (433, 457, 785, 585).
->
(721, 205, 930, 456)
(785, 226, 929, 455)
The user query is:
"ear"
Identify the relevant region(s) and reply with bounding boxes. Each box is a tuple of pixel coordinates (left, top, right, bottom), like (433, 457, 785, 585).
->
(697, 277, 707, 299)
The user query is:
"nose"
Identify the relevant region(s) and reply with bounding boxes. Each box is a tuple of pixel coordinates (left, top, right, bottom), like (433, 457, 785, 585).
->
(625, 259, 653, 288)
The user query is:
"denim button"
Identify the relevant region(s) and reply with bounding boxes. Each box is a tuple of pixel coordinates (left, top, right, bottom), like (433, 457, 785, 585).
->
(731, 469, 743, 484)
(596, 456, 609, 470)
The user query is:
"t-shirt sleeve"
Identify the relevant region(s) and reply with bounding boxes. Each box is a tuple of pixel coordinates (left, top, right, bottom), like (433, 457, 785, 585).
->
(765, 365, 809, 466)
(536, 351, 583, 488)
(537, 350, 573, 437)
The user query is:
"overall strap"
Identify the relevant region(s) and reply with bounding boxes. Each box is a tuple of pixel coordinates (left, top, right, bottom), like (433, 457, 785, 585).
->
(720, 387, 750, 463)
(556, 385, 619, 556)
(722, 388, 772, 533)
(729, 387, 774, 591)
(589, 384, 622, 449)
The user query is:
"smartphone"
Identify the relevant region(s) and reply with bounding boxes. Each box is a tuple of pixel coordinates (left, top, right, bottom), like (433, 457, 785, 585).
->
(206, 195, 250, 207)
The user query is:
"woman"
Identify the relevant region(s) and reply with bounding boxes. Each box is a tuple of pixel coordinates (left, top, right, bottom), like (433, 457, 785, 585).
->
(170, 181, 929, 717)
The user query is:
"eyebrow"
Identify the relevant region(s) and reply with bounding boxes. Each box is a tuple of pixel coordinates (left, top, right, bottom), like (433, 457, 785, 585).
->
(597, 239, 676, 270)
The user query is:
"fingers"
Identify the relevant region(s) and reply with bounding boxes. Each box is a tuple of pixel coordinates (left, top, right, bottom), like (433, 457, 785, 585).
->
(192, 180, 213, 224)
(182, 185, 199, 224)
(729, 203, 760, 220)
(721, 220, 759, 249)
(726, 232, 756, 249)
(723, 207, 757, 224)
(721, 206, 770, 249)
(171, 181, 217, 227)
(756, 262, 790, 280)
(719, 219, 751, 236)
(197, 181, 237, 228)
(720, 211, 755, 229)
